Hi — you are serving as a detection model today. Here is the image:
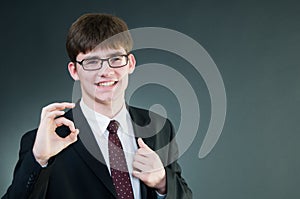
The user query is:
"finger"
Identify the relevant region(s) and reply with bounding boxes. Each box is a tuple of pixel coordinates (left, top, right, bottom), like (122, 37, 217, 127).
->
(137, 138, 152, 151)
(132, 170, 142, 179)
(41, 102, 75, 118)
(55, 117, 76, 132)
(65, 129, 80, 143)
(43, 102, 75, 113)
(132, 170, 149, 182)
(45, 110, 65, 119)
(134, 153, 149, 163)
(135, 147, 153, 158)
(133, 160, 148, 172)
(60, 129, 79, 149)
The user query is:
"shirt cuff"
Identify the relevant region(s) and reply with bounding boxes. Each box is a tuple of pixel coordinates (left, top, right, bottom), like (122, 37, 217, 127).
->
(41, 162, 48, 168)
(156, 190, 166, 199)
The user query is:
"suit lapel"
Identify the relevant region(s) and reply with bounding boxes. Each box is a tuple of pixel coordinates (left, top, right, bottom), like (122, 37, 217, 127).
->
(128, 106, 157, 199)
(128, 106, 156, 149)
(65, 104, 117, 198)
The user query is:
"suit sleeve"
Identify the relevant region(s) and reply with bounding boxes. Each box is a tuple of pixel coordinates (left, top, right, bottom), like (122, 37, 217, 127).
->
(164, 161, 192, 199)
(163, 120, 193, 199)
(1, 130, 52, 199)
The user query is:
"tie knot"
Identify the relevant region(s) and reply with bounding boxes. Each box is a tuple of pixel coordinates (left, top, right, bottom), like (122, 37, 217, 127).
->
(107, 120, 119, 134)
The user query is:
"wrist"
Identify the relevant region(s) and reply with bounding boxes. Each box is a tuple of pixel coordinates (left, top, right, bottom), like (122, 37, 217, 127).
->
(156, 187, 166, 195)
(32, 149, 49, 166)
(155, 172, 167, 194)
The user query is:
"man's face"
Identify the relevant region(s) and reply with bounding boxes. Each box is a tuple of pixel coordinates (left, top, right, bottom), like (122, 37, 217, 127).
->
(68, 47, 136, 108)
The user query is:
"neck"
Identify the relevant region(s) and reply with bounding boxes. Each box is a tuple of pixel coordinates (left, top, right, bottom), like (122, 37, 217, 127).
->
(82, 97, 125, 119)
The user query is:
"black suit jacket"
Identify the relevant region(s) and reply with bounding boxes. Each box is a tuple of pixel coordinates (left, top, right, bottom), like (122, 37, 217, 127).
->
(2, 105, 192, 199)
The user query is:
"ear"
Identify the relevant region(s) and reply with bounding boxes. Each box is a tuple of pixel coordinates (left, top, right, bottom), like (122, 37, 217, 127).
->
(68, 62, 80, 81)
(127, 53, 136, 74)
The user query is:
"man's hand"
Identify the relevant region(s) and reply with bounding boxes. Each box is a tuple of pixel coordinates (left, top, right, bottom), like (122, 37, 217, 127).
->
(32, 102, 79, 166)
(133, 138, 166, 194)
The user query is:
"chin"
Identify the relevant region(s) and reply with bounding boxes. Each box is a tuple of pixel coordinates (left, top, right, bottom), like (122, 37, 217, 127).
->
(94, 97, 113, 104)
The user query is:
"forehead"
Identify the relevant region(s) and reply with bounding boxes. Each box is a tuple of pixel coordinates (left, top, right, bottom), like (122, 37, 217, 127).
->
(77, 47, 126, 60)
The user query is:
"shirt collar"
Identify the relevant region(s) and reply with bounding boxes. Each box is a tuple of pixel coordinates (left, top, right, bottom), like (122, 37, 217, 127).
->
(79, 99, 129, 136)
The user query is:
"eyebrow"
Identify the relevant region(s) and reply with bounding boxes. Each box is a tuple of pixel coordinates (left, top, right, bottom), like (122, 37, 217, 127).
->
(83, 52, 126, 60)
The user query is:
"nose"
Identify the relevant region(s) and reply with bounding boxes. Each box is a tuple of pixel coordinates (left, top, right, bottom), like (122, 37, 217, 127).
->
(98, 61, 114, 77)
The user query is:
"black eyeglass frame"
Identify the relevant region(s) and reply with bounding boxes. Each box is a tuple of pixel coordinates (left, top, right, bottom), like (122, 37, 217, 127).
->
(75, 53, 130, 71)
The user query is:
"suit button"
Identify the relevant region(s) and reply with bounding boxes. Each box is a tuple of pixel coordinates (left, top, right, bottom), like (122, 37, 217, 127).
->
(26, 173, 36, 188)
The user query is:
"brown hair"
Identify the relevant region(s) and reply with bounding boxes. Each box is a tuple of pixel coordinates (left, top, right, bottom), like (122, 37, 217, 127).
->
(66, 13, 133, 62)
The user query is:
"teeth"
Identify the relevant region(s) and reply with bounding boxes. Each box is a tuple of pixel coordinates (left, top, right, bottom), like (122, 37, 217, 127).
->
(98, 81, 115, 86)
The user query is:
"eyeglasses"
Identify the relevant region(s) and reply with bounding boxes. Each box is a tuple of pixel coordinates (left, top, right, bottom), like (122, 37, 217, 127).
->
(75, 54, 129, 71)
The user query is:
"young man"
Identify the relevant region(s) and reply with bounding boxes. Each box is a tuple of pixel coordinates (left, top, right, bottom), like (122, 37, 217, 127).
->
(2, 13, 192, 199)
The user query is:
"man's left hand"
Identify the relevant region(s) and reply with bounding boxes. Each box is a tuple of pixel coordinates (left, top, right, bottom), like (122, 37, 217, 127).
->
(132, 138, 166, 194)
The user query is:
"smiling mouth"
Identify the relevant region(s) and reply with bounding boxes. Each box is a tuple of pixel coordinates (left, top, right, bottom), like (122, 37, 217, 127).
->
(96, 81, 118, 87)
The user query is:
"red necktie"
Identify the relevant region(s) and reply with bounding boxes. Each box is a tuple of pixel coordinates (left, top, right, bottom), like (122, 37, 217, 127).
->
(107, 120, 134, 199)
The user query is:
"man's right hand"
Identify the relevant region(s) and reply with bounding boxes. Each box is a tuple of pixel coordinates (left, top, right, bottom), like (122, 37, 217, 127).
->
(32, 102, 79, 166)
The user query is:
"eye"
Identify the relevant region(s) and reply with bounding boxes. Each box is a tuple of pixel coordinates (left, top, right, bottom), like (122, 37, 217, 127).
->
(110, 56, 123, 63)
(84, 59, 100, 65)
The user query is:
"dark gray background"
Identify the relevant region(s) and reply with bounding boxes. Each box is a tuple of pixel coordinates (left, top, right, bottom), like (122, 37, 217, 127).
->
(1, 0, 300, 198)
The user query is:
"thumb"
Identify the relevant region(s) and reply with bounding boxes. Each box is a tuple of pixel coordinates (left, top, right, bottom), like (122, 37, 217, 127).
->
(65, 129, 79, 145)
(137, 138, 152, 151)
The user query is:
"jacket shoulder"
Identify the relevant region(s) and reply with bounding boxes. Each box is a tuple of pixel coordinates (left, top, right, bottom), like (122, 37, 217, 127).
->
(20, 129, 38, 151)
(128, 105, 169, 126)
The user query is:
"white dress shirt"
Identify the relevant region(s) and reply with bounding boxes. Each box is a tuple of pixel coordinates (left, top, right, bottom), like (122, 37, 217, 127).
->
(80, 100, 141, 199)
